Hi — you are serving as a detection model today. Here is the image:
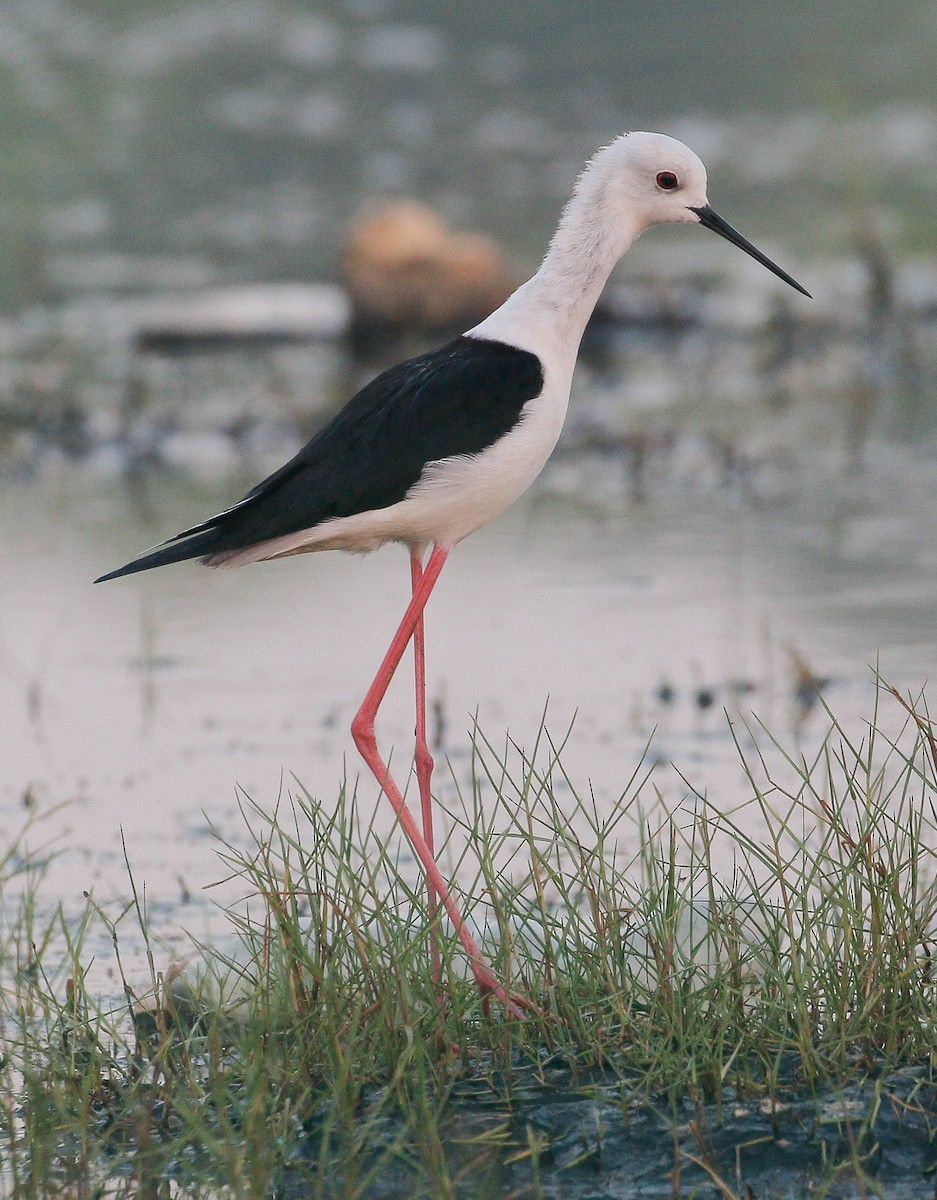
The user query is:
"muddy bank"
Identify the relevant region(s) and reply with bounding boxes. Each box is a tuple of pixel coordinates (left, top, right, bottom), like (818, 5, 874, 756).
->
(282, 1056, 937, 1199)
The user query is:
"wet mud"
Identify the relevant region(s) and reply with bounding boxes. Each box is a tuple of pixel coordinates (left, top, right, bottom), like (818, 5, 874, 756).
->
(287, 1057, 937, 1199)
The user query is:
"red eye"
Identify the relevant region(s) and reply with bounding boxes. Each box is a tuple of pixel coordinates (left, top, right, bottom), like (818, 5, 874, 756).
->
(656, 171, 679, 191)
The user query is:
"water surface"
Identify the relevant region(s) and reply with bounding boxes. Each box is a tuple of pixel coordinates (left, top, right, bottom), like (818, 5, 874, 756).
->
(2, 446, 934, 992)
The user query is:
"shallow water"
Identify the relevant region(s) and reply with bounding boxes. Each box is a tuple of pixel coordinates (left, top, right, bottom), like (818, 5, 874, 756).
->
(1, 438, 935, 993)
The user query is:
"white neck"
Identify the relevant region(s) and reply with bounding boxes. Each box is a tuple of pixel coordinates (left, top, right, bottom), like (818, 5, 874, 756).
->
(467, 158, 642, 374)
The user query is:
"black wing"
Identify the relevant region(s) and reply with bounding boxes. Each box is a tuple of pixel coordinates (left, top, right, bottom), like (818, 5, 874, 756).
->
(95, 336, 543, 582)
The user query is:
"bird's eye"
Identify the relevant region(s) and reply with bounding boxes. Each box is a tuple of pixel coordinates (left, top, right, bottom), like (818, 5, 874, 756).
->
(656, 171, 679, 191)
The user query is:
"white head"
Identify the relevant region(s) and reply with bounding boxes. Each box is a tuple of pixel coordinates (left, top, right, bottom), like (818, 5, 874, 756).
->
(585, 131, 710, 231)
(577, 130, 810, 295)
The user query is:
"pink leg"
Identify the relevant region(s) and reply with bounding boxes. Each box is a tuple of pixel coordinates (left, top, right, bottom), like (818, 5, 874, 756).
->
(351, 545, 535, 1019)
(410, 549, 440, 978)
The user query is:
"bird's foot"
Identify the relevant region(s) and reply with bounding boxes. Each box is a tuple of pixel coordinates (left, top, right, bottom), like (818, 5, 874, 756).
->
(470, 960, 539, 1020)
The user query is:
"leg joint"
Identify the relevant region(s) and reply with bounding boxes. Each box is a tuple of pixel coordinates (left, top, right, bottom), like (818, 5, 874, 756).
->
(415, 741, 434, 775)
(351, 711, 376, 757)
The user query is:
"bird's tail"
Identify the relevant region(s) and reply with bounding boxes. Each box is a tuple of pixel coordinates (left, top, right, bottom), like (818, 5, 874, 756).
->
(94, 529, 220, 583)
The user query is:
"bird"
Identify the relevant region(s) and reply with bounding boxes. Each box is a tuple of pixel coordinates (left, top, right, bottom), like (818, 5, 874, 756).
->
(96, 131, 810, 1018)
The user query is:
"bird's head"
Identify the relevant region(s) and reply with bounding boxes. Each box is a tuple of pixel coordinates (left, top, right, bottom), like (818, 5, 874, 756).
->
(589, 131, 811, 297)
(598, 131, 710, 227)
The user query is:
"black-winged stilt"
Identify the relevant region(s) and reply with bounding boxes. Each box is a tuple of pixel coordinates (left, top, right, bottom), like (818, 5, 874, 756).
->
(97, 132, 809, 1018)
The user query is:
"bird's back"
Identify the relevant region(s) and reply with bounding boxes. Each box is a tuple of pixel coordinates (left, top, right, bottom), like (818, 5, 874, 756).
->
(96, 336, 543, 582)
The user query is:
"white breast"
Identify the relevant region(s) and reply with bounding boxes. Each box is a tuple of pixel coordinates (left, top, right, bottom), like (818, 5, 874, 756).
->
(398, 362, 570, 545)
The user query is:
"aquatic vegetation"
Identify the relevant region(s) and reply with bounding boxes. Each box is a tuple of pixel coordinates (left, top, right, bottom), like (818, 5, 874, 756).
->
(0, 682, 935, 1197)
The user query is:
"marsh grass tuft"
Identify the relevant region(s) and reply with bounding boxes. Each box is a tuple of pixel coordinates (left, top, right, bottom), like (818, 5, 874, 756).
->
(1, 682, 937, 1196)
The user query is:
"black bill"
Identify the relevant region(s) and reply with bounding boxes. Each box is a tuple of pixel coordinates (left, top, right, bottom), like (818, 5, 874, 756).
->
(689, 204, 811, 298)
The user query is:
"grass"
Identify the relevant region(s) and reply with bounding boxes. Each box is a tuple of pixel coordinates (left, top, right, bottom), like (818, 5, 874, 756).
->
(1, 681, 936, 1197)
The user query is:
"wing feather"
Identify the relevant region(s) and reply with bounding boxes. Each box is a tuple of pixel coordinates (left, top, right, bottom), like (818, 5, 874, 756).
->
(95, 336, 543, 582)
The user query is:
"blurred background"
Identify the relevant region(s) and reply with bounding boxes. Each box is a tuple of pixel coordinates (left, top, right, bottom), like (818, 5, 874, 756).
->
(1, 0, 936, 307)
(1, 0, 935, 936)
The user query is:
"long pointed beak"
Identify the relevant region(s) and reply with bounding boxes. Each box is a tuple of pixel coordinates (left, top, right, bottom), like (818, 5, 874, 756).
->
(689, 204, 811, 298)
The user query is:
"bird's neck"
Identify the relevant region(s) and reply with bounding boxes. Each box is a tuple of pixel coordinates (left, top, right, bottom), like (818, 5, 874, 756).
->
(468, 175, 641, 372)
